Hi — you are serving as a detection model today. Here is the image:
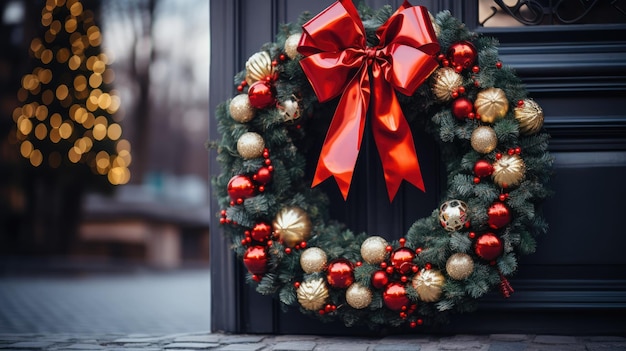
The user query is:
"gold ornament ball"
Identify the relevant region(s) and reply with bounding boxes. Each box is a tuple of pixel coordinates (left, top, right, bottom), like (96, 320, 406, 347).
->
(429, 12, 441, 37)
(345, 283, 373, 309)
(431, 67, 463, 102)
(273, 206, 312, 247)
(515, 98, 544, 135)
(360, 236, 389, 264)
(245, 51, 275, 85)
(446, 253, 474, 280)
(471, 126, 498, 154)
(237, 132, 265, 159)
(300, 247, 327, 274)
(438, 200, 468, 232)
(475, 87, 509, 123)
(297, 277, 329, 311)
(412, 269, 445, 303)
(492, 154, 526, 188)
(284, 33, 302, 60)
(229, 94, 255, 123)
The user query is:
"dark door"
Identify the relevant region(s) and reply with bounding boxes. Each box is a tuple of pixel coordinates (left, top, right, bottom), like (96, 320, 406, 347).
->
(208, 0, 626, 335)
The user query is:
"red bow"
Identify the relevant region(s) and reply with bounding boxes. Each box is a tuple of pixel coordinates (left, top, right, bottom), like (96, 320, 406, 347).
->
(298, 0, 440, 201)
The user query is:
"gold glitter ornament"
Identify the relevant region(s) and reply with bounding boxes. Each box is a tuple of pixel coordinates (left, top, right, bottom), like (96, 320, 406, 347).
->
(360, 236, 389, 264)
(431, 67, 463, 102)
(284, 33, 302, 60)
(297, 277, 329, 311)
(515, 98, 544, 135)
(446, 253, 474, 280)
(475, 87, 509, 123)
(429, 12, 441, 37)
(245, 51, 275, 85)
(492, 154, 526, 188)
(229, 94, 255, 123)
(300, 247, 327, 274)
(237, 132, 265, 159)
(412, 269, 445, 302)
(273, 206, 312, 247)
(471, 126, 498, 154)
(345, 283, 373, 309)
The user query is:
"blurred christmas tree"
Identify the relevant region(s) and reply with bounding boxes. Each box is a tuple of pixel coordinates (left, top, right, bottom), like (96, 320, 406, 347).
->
(12, 0, 131, 254)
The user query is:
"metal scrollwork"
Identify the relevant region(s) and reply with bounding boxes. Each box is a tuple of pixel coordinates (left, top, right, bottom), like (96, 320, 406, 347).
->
(481, 0, 626, 26)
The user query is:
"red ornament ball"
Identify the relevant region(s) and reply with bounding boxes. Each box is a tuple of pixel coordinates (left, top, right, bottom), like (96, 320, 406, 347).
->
(391, 248, 415, 274)
(248, 80, 276, 109)
(383, 283, 409, 311)
(253, 166, 272, 185)
(487, 202, 512, 229)
(475, 233, 503, 261)
(251, 222, 272, 242)
(243, 246, 268, 275)
(326, 258, 354, 289)
(371, 270, 389, 289)
(451, 97, 474, 120)
(227, 175, 256, 201)
(447, 41, 478, 70)
(473, 159, 495, 178)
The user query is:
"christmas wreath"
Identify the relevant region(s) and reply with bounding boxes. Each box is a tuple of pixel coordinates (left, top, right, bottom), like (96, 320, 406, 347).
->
(213, 0, 552, 329)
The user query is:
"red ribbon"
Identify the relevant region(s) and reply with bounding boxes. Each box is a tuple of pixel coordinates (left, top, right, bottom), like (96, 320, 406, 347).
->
(298, 0, 440, 201)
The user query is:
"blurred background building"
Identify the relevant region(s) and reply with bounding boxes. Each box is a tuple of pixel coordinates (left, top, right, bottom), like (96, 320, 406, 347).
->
(0, 0, 210, 272)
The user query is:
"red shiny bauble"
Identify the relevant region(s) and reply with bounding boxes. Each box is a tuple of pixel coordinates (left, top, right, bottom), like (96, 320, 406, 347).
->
(451, 97, 474, 120)
(487, 202, 512, 229)
(391, 248, 415, 274)
(326, 258, 354, 289)
(474, 159, 495, 178)
(243, 246, 268, 275)
(371, 270, 389, 289)
(251, 222, 272, 242)
(253, 166, 272, 185)
(475, 233, 503, 261)
(447, 41, 478, 70)
(383, 283, 409, 311)
(227, 175, 256, 201)
(248, 81, 276, 109)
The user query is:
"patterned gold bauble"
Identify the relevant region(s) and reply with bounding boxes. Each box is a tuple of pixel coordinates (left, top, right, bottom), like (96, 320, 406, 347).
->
(492, 154, 526, 188)
(229, 94, 255, 123)
(245, 51, 275, 85)
(471, 126, 498, 154)
(431, 67, 463, 102)
(515, 98, 544, 135)
(475, 87, 509, 123)
(360, 236, 389, 264)
(297, 277, 329, 311)
(237, 132, 265, 159)
(345, 283, 373, 309)
(438, 200, 468, 232)
(284, 33, 302, 60)
(412, 269, 445, 303)
(446, 253, 474, 280)
(300, 247, 327, 274)
(278, 99, 301, 122)
(273, 206, 312, 247)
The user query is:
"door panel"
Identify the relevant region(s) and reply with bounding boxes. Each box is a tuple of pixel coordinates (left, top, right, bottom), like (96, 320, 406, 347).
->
(209, 0, 626, 334)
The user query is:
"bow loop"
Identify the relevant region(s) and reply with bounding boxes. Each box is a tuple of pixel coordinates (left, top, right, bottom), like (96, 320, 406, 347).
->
(297, 0, 440, 201)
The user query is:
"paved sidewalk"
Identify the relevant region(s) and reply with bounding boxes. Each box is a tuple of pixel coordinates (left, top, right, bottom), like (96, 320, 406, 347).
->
(0, 332, 625, 350)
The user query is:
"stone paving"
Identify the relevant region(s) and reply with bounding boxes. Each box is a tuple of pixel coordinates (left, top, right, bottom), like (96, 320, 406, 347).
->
(0, 332, 625, 350)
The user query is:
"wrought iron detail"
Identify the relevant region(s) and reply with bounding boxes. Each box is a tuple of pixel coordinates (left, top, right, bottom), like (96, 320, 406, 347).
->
(480, 0, 626, 26)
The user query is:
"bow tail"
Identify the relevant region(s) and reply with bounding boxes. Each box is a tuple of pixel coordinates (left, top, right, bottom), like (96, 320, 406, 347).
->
(312, 70, 370, 200)
(371, 69, 425, 201)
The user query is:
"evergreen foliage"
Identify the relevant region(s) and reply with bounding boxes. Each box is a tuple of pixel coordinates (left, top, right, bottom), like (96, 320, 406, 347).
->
(212, 4, 552, 329)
